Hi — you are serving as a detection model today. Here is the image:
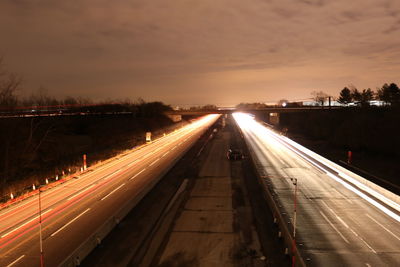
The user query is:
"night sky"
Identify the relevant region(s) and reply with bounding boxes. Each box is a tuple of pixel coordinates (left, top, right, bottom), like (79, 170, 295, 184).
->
(1, 0, 399, 106)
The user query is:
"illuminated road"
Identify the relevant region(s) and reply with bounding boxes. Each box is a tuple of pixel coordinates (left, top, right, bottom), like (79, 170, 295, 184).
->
(0, 114, 219, 267)
(234, 113, 400, 267)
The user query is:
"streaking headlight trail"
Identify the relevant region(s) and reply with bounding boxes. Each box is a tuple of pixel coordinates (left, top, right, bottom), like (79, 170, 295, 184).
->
(233, 112, 400, 223)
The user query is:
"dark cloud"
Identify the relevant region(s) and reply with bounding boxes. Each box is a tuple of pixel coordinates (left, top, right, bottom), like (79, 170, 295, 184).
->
(0, 0, 399, 105)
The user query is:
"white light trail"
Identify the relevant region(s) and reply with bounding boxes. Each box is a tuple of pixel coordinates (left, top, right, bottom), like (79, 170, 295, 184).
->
(1, 209, 53, 238)
(233, 112, 400, 223)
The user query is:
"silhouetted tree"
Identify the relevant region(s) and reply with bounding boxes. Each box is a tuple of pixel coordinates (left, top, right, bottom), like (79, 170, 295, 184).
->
(64, 96, 78, 105)
(236, 102, 267, 109)
(338, 87, 352, 105)
(360, 88, 374, 107)
(350, 88, 362, 103)
(0, 59, 22, 108)
(377, 83, 400, 106)
(311, 91, 328, 106)
(201, 104, 218, 110)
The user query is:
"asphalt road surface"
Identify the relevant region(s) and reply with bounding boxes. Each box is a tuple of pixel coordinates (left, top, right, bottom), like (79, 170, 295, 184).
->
(0, 114, 219, 267)
(157, 120, 264, 267)
(233, 113, 400, 267)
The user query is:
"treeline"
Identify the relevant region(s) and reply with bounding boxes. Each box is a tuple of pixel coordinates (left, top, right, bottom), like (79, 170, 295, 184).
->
(0, 59, 172, 115)
(337, 83, 400, 107)
(187, 104, 218, 111)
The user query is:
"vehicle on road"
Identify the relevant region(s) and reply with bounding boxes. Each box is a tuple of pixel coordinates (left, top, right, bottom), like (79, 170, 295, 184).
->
(227, 148, 244, 160)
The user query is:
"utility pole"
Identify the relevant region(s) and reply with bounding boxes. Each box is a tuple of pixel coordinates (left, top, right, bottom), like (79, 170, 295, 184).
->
(292, 178, 298, 267)
(83, 154, 87, 171)
(39, 187, 44, 267)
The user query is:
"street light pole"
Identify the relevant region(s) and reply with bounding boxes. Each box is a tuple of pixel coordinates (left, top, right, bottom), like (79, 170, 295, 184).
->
(292, 178, 298, 267)
(38, 187, 44, 267)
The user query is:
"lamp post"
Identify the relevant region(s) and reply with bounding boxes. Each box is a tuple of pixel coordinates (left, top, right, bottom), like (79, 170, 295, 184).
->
(292, 178, 298, 267)
(38, 186, 44, 267)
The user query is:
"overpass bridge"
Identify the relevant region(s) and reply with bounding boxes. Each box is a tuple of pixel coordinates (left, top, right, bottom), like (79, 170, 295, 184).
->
(0, 105, 343, 126)
(165, 106, 343, 125)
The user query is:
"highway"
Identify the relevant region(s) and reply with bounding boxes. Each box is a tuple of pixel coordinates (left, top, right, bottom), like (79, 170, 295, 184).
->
(0, 114, 219, 267)
(233, 113, 400, 267)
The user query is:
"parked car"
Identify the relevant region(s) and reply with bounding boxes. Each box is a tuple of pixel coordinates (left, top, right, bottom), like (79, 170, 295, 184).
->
(227, 149, 244, 160)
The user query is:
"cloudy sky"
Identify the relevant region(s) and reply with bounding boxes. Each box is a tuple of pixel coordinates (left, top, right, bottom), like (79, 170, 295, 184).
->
(1, 0, 399, 106)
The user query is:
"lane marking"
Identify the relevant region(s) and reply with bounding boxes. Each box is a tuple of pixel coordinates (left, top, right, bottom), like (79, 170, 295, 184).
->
(149, 158, 160, 167)
(67, 184, 95, 200)
(354, 233, 377, 254)
(51, 208, 91, 237)
(171, 146, 177, 151)
(319, 211, 349, 244)
(1, 209, 53, 238)
(142, 151, 154, 159)
(366, 214, 400, 242)
(6, 255, 25, 267)
(320, 200, 350, 228)
(365, 263, 371, 267)
(153, 147, 164, 153)
(129, 169, 146, 181)
(104, 169, 122, 180)
(127, 159, 139, 167)
(162, 151, 170, 157)
(320, 200, 377, 253)
(101, 183, 125, 201)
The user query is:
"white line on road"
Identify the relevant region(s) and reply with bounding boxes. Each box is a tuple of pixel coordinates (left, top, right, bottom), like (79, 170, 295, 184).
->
(51, 208, 91, 237)
(366, 214, 400, 242)
(142, 151, 154, 159)
(153, 147, 163, 152)
(320, 200, 377, 253)
(104, 169, 122, 180)
(349, 224, 377, 253)
(365, 263, 372, 267)
(129, 169, 146, 181)
(149, 158, 160, 167)
(321, 200, 350, 228)
(162, 151, 170, 157)
(6, 255, 25, 267)
(67, 184, 95, 200)
(319, 211, 350, 244)
(171, 146, 176, 151)
(1, 209, 53, 238)
(127, 159, 139, 167)
(101, 183, 125, 201)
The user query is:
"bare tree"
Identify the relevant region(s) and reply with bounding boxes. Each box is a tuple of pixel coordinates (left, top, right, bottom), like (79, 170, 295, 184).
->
(311, 91, 328, 106)
(0, 58, 22, 108)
